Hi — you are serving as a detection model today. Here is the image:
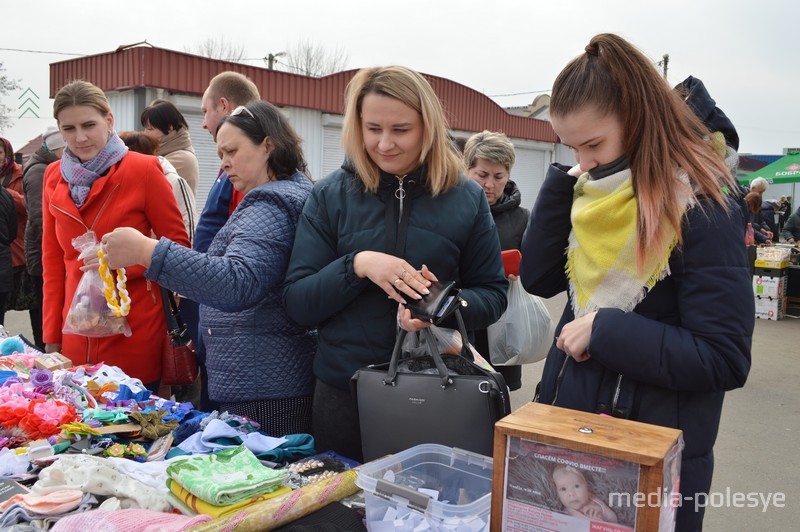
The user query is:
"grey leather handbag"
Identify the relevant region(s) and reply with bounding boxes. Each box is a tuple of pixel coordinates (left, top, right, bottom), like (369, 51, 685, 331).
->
(351, 302, 511, 462)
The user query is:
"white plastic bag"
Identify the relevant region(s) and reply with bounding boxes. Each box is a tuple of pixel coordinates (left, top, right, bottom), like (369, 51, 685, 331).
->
(401, 321, 496, 373)
(487, 278, 554, 365)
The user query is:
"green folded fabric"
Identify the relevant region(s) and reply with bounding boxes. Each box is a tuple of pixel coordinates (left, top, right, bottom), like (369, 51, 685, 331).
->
(166, 445, 287, 506)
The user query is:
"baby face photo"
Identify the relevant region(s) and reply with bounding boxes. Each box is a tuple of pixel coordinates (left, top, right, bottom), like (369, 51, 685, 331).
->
(504, 437, 640, 530)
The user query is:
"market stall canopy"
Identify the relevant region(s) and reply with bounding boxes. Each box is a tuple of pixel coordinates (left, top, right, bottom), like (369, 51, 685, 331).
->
(738, 152, 800, 185)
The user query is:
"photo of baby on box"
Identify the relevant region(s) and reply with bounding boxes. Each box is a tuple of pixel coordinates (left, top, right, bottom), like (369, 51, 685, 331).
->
(503, 437, 639, 531)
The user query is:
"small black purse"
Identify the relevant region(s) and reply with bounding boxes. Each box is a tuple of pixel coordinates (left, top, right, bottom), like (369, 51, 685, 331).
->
(404, 280, 462, 323)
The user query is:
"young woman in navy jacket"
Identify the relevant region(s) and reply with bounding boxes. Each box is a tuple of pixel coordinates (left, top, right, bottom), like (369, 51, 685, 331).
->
(521, 34, 753, 532)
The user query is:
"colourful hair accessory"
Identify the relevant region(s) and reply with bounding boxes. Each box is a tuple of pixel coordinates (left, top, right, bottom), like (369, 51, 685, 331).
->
(19, 398, 79, 440)
(114, 385, 151, 403)
(97, 249, 131, 317)
(59, 421, 102, 437)
(104, 443, 126, 458)
(0, 395, 31, 431)
(0, 338, 26, 357)
(82, 407, 129, 424)
(30, 369, 54, 388)
(125, 442, 148, 461)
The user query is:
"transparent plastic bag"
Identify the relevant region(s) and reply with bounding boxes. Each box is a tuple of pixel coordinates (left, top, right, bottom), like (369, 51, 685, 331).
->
(62, 231, 132, 337)
(487, 277, 554, 365)
(401, 323, 496, 373)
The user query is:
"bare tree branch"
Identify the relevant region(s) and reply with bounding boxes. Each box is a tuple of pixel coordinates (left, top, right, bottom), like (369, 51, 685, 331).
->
(278, 39, 349, 77)
(185, 37, 246, 62)
(0, 62, 21, 133)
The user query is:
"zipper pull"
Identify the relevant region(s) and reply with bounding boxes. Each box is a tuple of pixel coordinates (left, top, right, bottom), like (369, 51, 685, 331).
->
(147, 280, 156, 304)
(395, 175, 406, 200)
(395, 175, 407, 223)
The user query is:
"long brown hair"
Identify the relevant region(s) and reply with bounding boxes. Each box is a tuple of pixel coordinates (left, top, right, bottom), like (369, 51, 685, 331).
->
(341, 66, 460, 196)
(551, 34, 735, 266)
(744, 191, 762, 214)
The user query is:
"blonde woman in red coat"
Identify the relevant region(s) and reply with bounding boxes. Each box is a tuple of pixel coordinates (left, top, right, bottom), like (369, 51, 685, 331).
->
(42, 80, 190, 387)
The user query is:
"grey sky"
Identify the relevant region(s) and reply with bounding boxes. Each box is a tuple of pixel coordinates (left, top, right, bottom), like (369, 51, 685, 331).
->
(3, 0, 797, 155)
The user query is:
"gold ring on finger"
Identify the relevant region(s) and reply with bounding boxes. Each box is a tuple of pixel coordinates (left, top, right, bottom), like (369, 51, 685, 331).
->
(399, 270, 410, 280)
(394, 278, 402, 287)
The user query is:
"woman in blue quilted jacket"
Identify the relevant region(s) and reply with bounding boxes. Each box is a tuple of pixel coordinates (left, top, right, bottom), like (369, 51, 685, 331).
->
(102, 101, 316, 437)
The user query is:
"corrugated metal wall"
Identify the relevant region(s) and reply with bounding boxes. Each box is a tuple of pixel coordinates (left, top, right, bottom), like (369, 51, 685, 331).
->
(50, 46, 557, 145)
(280, 107, 324, 181)
(183, 111, 218, 210)
(50, 46, 570, 210)
(107, 92, 137, 133)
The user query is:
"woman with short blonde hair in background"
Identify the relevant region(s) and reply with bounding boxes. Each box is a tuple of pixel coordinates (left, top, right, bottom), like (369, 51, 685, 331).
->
(463, 130, 529, 391)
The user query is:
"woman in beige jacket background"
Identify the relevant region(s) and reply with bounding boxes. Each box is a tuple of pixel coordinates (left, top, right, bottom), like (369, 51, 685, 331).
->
(141, 99, 200, 195)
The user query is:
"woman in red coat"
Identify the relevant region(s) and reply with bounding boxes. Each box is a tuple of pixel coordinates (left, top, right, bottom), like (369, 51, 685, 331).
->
(42, 80, 190, 386)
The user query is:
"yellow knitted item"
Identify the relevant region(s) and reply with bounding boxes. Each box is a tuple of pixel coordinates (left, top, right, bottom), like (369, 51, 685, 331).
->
(566, 169, 683, 317)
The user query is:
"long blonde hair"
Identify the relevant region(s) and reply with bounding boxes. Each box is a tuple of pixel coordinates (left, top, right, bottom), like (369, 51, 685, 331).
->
(341, 66, 460, 196)
(551, 34, 735, 266)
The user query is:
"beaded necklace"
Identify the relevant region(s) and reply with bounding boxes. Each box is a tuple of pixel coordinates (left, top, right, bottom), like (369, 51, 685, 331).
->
(97, 249, 131, 317)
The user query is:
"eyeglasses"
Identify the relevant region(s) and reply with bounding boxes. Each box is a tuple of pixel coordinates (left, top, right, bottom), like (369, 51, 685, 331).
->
(231, 105, 255, 119)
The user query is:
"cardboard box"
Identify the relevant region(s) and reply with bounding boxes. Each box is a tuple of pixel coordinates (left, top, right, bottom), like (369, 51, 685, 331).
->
(754, 259, 790, 269)
(492, 403, 683, 532)
(34, 352, 73, 371)
(753, 273, 788, 299)
(755, 296, 786, 320)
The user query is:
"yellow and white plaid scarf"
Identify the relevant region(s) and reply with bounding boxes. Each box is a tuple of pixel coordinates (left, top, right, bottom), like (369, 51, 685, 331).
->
(566, 169, 689, 317)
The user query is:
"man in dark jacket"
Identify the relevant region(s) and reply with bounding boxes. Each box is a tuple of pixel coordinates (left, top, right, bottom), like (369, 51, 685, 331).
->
(781, 207, 800, 244)
(22, 126, 64, 348)
(760, 199, 780, 240)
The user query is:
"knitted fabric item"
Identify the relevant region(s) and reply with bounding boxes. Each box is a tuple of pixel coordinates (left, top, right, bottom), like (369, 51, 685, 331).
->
(166, 445, 287, 506)
(166, 478, 291, 518)
(51, 509, 211, 531)
(175, 418, 286, 455)
(106, 456, 179, 493)
(30, 454, 171, 511)
(0, 493, 98, 528)
(566, 168, 690, 317)
(0, 489, 83, 515)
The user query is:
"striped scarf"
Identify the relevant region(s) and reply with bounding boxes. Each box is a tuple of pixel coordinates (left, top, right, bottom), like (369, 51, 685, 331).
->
(60, 132, 128, 208)
(566, 168, 691, 317)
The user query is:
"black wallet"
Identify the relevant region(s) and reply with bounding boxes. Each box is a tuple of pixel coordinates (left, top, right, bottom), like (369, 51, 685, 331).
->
(405, 280, 461, 322)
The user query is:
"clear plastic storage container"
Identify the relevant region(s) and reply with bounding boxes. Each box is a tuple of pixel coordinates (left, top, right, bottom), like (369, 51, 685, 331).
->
(356, 443, 493, 531)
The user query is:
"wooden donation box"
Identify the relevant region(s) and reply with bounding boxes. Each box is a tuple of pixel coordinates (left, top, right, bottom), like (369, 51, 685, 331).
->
(492, 403, 683, 532)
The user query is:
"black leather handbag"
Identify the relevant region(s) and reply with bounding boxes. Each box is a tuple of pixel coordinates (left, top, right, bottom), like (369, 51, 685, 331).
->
(351, 291, 511, 462)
